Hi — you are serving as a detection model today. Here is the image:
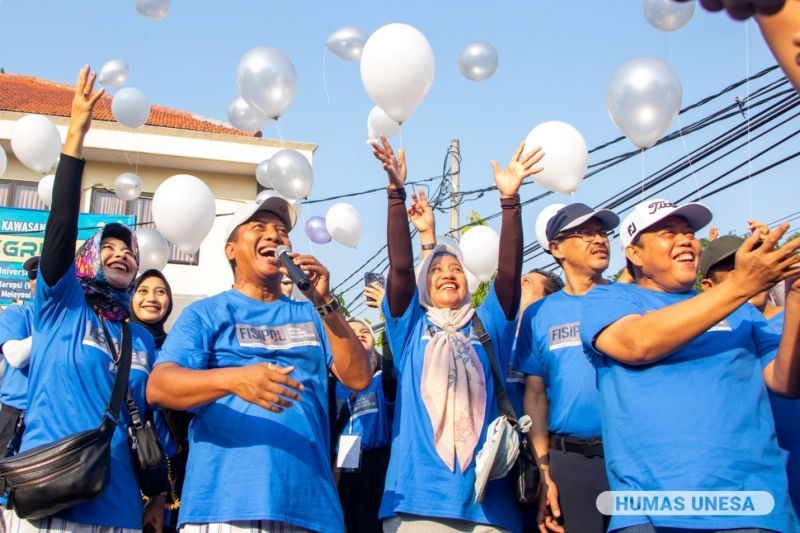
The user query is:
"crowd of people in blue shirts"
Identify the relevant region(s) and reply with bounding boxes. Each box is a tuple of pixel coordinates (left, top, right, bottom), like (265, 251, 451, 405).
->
(0, 65, 798, 533)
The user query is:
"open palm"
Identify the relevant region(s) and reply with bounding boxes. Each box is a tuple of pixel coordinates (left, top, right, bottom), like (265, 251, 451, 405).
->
(491, 143, 545, 197)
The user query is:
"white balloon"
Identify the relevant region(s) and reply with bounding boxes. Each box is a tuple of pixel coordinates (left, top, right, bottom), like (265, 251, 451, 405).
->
(133, 0, 169, 20)
(38, 174, 54, 209)
(152, 174, 216, 254)
(606, 57, 682, 149)
(98, 60, 130, 88)
(465, 268, 481, 293)
(114, 172, 142, 202)
(227, 97, 270, 132)
(360, 23, 435, 124)
(367, 106, 401, 143)
(643, 0, 695, 31)
(460, 225, 499, 282)
(325, 202, 362, 248)
(266, 150, 313, 200)
(535, 203, 567, 251)
(255, 159, 271, 188)
(11, 115, 62, 174)
(135, 228, 170, 271)
(458, 42, 499, 82)
(112, 87, 151, 128)
(523, 121, 588, 195)
(325, 26, 369, 61)
(236, 46, 297, 120)
(0, 145, 6, 177)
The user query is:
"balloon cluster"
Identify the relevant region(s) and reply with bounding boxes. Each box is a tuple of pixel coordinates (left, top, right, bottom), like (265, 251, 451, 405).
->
(674, 0, 784, 20)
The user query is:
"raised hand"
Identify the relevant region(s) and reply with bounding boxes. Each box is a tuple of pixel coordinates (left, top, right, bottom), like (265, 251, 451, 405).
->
(707, 226, 719, 241)
(65, 65, 105, 158)
(371, 135, 407, 189)
(408, 189, 435, 234)
(364, 283, 386, 310)
(282, 252, 333, 305)
(490, 143, 545, 198)
(732, 223, 800, 295)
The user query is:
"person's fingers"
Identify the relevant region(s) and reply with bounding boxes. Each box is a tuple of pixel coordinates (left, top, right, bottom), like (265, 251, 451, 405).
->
(761, 223, 789, 252)
(490, 160, 501, 175)
(738, 228, 765, 255)
(398, 148, 406, 167)
(511, 142, 524, 162)
(263, 390, 293, 407)
(544, 517, 565, 533)
(522, 145, 543, 163)
(418, 189, 428, 202)
(88, 88, 105, 107)
(75, 65, 89, 93)
(524, 148, 545, 168)
(776, 251, 800, 274)
(549, 491, 562, 518)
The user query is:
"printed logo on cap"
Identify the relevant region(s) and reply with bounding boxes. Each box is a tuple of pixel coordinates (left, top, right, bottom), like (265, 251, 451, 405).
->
(627, 222, 637, 237)
(647, 200, 676, 215)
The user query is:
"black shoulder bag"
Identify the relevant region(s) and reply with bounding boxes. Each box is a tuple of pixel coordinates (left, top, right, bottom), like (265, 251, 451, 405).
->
(125, 391, 169, 497)
(473, 315, 541, 506)
(0, 320, 132, 520)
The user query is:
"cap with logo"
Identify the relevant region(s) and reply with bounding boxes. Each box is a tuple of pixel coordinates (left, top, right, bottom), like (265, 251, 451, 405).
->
(698, 235, 744, 280)
(619, 198, 713, 249)
(538, 203, 620, 253)
(226, 194, 296, 242)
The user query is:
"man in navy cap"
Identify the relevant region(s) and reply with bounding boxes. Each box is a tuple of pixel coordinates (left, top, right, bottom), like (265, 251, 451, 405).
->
(513, 203, 619, 533)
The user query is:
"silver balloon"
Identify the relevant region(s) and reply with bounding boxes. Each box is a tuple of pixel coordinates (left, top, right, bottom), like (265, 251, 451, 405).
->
(98, 60, 130, 88)
(266, 150, 313, 200)
(133, 0, 169, 20)
(606, 57, 682, 149)
(136, 228, 170, 271)
(114, 172, 142, 202)
(325, 26, 369, 61)
(236, 46, 297, 120)
(643, 0, 696, 31)
(111, 87, 151, 128)
(458, 42, 499, 82)
(227, 97, 270, 132)
(255, 159, 271, 188)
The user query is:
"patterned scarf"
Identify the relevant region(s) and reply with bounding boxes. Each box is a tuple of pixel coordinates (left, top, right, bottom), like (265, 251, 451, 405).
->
(417, 243, 487, 472)
(75, 223, 139, 321)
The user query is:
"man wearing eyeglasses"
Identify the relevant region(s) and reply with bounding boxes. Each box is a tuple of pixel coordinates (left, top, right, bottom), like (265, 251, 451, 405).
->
(513, 203, 619, 533)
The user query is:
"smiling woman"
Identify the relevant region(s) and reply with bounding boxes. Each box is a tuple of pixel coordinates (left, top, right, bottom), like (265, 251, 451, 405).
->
(131, 269, 174, 348)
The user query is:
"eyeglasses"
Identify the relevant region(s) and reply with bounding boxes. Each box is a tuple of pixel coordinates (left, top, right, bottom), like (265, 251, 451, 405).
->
(555, 229, 610, 242)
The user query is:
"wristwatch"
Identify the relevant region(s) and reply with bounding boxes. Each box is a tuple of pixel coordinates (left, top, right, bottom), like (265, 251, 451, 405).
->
(316, 297, 340, 317)
(421, 242, 437, 251)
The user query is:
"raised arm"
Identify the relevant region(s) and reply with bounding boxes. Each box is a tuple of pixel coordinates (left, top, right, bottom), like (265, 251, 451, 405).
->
(491, 143, 544, 320)
(408, 189, 437, 260)
(372, 136, 415, 317)
(39, 66, 104, 286)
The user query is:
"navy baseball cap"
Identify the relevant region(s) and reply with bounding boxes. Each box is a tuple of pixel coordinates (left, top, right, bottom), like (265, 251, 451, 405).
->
(545, 203, 620, 243)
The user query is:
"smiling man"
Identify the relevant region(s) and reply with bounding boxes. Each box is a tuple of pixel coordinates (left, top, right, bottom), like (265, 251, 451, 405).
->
(579, 198, 800, 532)
(147, 196, 372, 533)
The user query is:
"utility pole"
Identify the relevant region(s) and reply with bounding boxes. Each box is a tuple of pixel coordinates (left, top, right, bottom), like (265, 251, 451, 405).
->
(449, 139, 460, 241)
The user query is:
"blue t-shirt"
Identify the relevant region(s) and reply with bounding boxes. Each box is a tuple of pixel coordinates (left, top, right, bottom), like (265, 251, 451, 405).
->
(22, 264, 155, 529)
(767, 310, 800, 515)
(156, 289, 343, 532)
(513, 290, 601, 438)
(336, 370, 393, 451)
(0, 304, 33, 410)
(580, 283, 796, 532)
(379, 285, 522, 532)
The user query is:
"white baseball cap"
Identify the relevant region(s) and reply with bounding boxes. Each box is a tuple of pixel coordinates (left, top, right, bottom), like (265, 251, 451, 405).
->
(226, 194, 296, 241)
(619, 198, 713, 249)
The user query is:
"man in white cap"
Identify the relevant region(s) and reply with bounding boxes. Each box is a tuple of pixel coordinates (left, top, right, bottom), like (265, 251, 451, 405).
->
(147, 196, 372, 533)
(580, 198, 800, 532)
(513, 203, 618, 533)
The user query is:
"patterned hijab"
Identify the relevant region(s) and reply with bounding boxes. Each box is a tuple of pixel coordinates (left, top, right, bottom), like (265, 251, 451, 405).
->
(416, 243, 487, 473)
(75, 223, 139, 321)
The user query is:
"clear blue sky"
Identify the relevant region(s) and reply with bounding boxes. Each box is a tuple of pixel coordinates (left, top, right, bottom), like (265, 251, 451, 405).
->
(2, 1, 797, 320)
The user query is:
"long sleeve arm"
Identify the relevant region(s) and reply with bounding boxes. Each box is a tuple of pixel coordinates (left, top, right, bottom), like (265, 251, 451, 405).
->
(493, 194, 523, 320)
(386, 187, 415, 317)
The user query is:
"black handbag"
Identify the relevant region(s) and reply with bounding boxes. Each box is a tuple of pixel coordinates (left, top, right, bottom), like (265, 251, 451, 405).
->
(473, 315, 542, 506)
(0, 320, 132, 520)
(124, 392, 169, 497)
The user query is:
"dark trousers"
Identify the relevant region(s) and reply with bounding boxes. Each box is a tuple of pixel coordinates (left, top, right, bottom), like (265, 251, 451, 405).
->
(337, 446, 390, 533)
(549, 447, 610, 533)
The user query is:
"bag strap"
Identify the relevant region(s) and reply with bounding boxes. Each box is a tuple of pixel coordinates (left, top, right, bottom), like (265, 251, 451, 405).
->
(472, 315, 518, 424)
(99, 319, 132, 425)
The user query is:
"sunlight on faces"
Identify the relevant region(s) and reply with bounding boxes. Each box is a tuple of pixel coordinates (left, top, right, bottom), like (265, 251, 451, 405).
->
(348, 321, 375, 352)
(226, 211, 291, 282)
(100, 237, 137, 289)
(132, 275, 170, 324)
(427, 252, 469, 310)
(549, 218, 611, 275)
(627, 215, 701, 292)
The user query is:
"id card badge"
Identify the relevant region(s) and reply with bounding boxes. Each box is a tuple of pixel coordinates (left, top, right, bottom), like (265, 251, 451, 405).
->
(336, 434, 362, 472)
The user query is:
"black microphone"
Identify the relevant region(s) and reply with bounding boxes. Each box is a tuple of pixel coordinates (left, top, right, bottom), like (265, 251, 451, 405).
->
(275, 245, 311, 291)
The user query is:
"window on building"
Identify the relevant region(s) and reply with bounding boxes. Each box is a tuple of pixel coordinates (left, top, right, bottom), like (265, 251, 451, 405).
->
(0, 179, 47, 210)
(90, 189, 199, 265)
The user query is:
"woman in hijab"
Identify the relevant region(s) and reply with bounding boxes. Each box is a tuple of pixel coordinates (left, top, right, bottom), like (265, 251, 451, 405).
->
(6, 66, 161, 532)
(334, 317, 394, 533)
(371, 136, 543, 533)
(131, 269, 173, 350)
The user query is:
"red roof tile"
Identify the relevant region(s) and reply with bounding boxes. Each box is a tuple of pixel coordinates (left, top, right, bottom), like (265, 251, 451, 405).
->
(0, 72, 259, 137)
